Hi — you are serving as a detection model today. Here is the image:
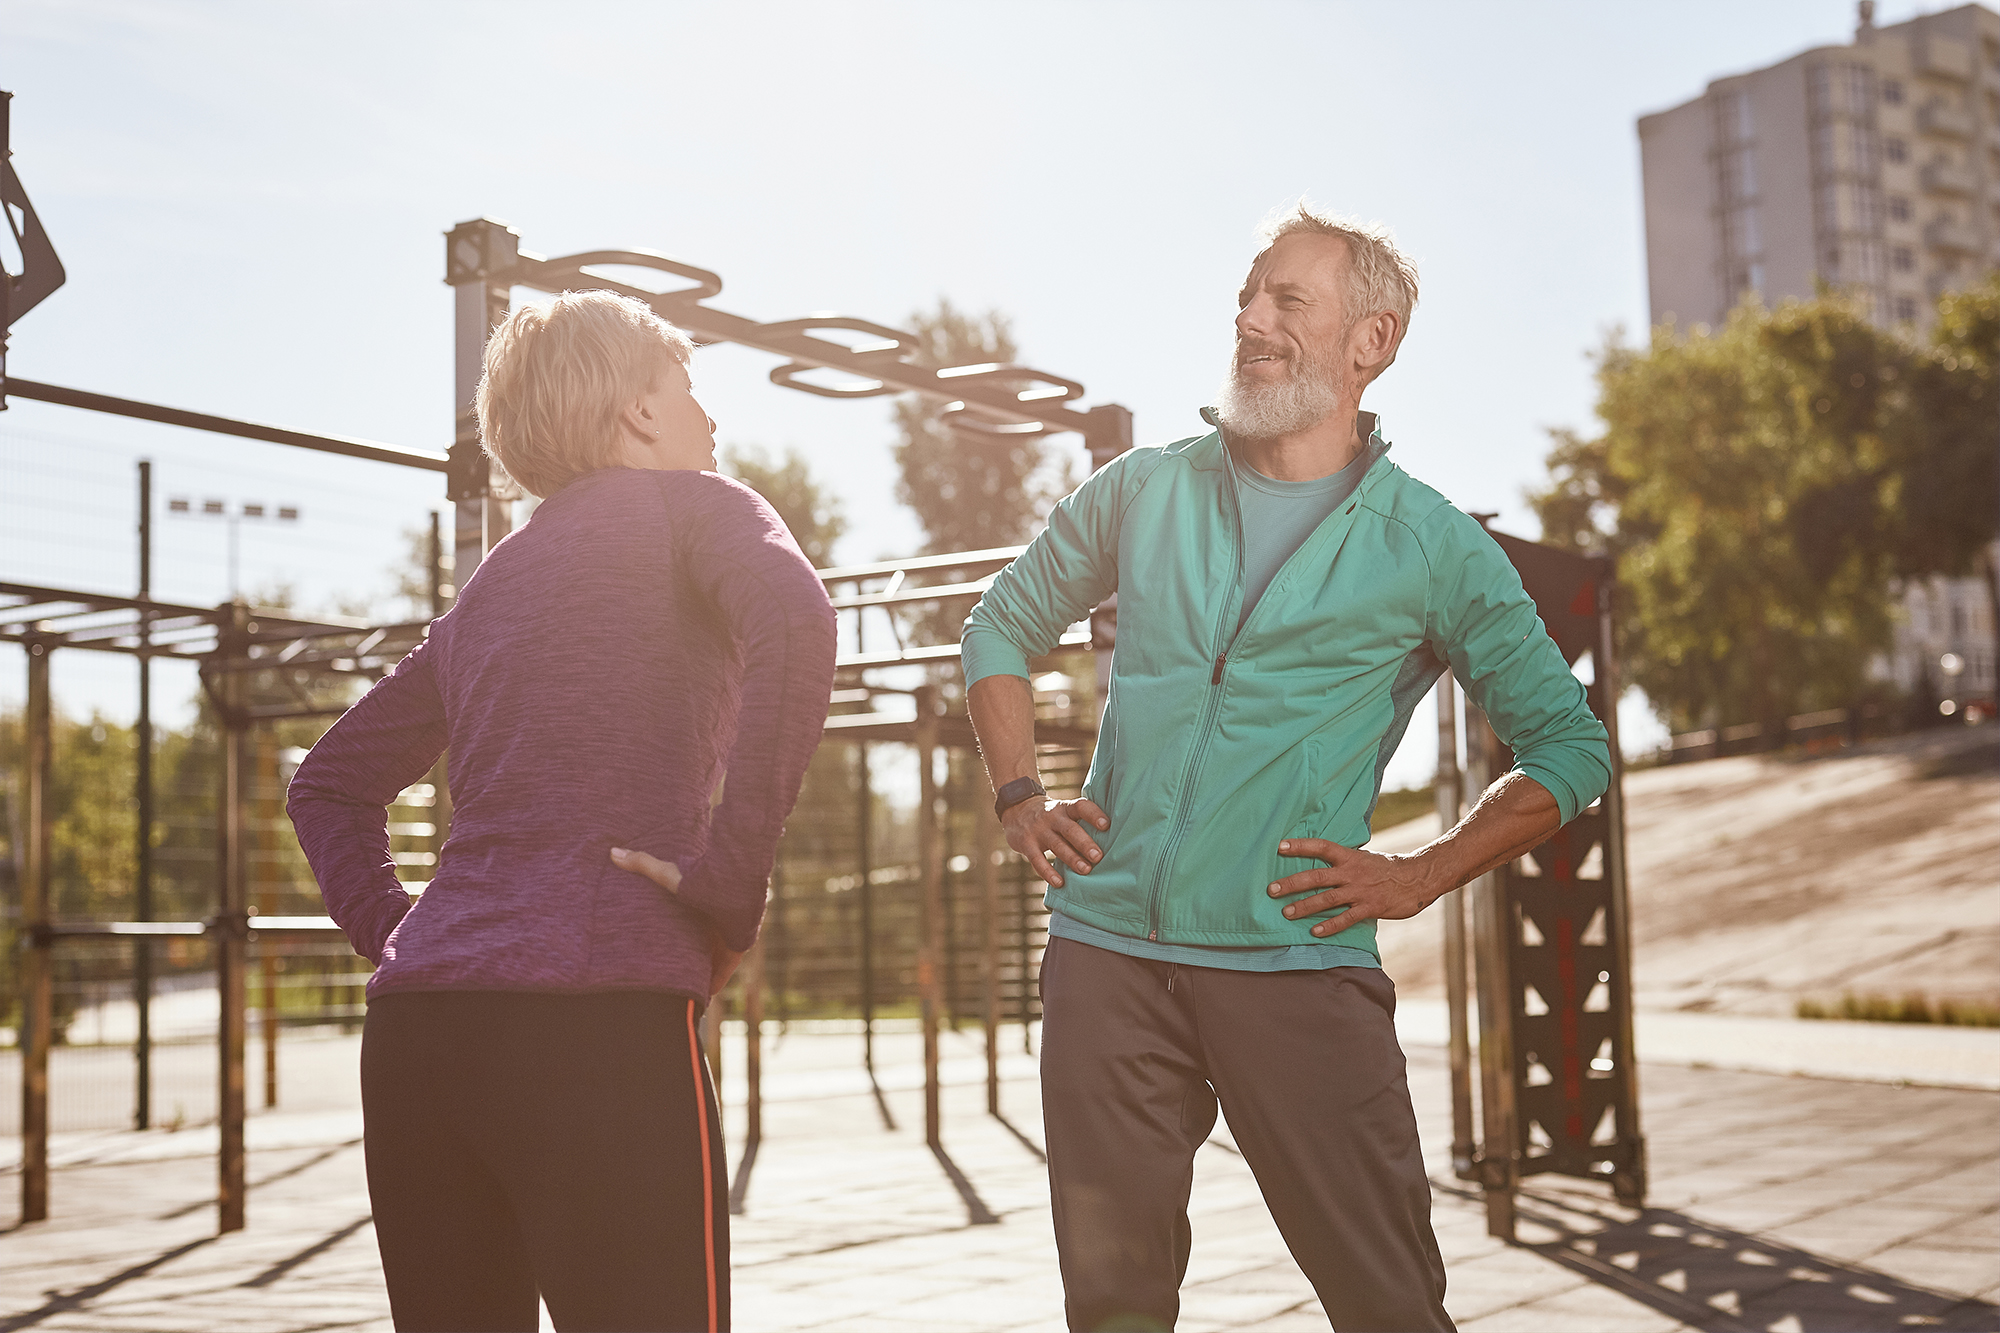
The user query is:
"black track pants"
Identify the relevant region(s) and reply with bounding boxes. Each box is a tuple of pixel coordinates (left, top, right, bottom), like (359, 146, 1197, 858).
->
(361, 990, 728, 1333)
(1040, 937, 1453, 1333)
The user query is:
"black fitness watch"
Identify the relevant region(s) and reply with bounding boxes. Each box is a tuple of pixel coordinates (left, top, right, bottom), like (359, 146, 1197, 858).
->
(993, 776, 1047, 819)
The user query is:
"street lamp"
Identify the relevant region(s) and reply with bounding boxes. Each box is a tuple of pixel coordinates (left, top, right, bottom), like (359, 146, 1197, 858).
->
(167, 495, 301, 600)
(1939, 652, 1965, 718)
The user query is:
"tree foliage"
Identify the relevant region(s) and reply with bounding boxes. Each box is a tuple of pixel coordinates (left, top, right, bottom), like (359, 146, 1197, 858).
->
(721, 445, 849, 568)
(892, 299, 1073, 556)
(1529, 280, 1998, 736)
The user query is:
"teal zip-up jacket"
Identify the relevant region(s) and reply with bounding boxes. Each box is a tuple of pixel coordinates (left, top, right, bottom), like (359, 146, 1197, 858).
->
(961, 420, 1611, 961)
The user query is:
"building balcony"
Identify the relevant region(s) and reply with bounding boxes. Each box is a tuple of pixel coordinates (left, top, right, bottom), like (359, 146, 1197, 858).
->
(1921, 158, 1980, 196)
(1917, 100, 1976, 140)
(1925, 216, 1985, 254)
(1913, 37, 1976, 83)
(1928, 268, 1971, 300)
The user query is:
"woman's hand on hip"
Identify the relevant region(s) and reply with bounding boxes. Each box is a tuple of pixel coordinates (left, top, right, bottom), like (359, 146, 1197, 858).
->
(610, 845, 682, 893)
(612, 846, 742, 996)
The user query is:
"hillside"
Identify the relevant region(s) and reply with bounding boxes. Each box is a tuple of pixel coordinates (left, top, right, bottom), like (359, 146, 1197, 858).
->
(1371, 724, 2000, 1018)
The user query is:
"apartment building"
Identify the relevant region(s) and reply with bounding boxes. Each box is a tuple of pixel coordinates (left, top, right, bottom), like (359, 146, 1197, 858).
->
(1879, 568, 1999, 708)
(1639, 1, 2000, 334)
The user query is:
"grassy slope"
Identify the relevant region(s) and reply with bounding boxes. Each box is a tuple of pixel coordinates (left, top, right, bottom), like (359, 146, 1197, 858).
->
(1372, 724, 2000, 1018)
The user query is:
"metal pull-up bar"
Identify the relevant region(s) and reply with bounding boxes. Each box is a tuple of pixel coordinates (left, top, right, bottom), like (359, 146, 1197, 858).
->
(4, 168, 1127, 1234)
(439, 217, 1135, 589)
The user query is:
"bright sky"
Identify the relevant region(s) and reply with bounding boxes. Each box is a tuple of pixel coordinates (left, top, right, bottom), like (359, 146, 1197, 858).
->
(0, 0, 1925, 785)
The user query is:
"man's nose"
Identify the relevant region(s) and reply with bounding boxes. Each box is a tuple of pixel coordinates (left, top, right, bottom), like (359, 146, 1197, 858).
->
(1235, 292, 1273, 339)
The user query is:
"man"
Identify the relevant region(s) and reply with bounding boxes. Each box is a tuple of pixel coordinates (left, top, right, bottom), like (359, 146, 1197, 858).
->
(961, 206, 1611, 1333)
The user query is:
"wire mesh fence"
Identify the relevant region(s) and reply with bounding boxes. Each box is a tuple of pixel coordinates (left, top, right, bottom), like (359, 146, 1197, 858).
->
(0, 936, 376, 1135)
(4, 716, 1081, 1137)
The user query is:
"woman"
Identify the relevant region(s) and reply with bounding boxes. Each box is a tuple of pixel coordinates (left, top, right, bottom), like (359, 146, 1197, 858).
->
(288, 290, 837, 1332)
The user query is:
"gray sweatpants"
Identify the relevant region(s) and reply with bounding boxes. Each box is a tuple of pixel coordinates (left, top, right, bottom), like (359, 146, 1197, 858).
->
(1039, 936, 1453, 1333)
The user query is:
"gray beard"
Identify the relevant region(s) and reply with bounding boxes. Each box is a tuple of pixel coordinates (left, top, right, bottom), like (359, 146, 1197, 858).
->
(1212, 350, 1345, 442)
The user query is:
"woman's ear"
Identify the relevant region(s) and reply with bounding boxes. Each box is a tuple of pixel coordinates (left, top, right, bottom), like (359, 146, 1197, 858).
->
(614, 397, 654, 463)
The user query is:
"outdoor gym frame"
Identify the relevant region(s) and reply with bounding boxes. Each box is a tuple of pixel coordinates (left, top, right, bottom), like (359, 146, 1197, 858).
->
(6, 82, 1644, 1244)
(2, 144, 1125, 1231)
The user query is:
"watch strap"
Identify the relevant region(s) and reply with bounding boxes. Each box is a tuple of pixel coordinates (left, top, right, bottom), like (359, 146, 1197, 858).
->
(993, 776, 1047, 819)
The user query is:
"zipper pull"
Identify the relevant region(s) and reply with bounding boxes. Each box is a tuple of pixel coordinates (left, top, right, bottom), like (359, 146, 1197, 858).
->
(1211, 654, 1227, 685)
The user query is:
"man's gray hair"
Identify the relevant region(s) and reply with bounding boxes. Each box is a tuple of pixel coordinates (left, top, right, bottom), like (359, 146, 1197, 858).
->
(1257, 204, 1420, 375)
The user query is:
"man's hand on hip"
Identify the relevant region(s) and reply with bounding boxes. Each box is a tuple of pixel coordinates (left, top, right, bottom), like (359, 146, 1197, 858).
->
(1266, 839, 1444, 937)
(1003, 796, 1109, 889)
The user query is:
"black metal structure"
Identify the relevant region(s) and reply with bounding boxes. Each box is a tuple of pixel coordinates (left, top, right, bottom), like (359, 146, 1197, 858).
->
(5, 98, 1641, 1250)
(0, 91, 67, 399)
(1435, 529, 1646, 1240)
(1, 143, 1126, 1230)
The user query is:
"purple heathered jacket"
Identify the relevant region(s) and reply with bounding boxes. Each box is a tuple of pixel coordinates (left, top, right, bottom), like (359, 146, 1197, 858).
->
(286, 467, 837, 1000)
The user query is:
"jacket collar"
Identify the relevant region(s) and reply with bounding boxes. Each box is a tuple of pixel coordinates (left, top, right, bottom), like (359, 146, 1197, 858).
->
(1187, 408, 1393, 478)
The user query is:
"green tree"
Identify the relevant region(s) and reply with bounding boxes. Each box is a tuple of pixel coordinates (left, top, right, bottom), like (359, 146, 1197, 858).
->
(890, 300, 1077, 650)
(721, 445, 849, 568)
(1895, 276, 1999, 573)
(892, 299, 1074, 557)
(1528, 287, 1995, 738)
(1887, 277, 1999, 656)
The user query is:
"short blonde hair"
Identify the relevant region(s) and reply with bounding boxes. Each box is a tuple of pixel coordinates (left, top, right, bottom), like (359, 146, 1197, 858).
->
(476, 290, 696, 498)
(1257, 204, 1420, 377)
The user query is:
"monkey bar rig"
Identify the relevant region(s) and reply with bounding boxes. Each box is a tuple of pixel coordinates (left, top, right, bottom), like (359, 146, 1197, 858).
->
(5, 78, 1641, 1244)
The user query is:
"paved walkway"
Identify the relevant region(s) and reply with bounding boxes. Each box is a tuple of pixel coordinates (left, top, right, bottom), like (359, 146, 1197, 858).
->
(4, 1024, 1997, 1332)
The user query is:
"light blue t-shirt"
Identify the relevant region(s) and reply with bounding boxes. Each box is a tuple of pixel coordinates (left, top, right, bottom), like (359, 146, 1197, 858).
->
(1050, 431, 1383, 973)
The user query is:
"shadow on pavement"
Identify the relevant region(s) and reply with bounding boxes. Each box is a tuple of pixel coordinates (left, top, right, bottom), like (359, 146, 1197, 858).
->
(1505, 1184, 2000, 1333)
(2, 1234, 219, 1332)
(931, 1144, 999, 1226)
(154, 1138, 363, 1221)
(239, 1214, 372, 1289)
(992, 1111, 1047, 1163)
(729, 1133, 760, 1216)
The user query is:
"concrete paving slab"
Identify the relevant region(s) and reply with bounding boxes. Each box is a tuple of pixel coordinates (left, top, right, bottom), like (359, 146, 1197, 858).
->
(4, 1027, 1997, 1333)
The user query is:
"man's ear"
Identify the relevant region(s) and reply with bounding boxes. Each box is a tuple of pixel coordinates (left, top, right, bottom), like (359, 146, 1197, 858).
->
(1353, 310, 1400, 379)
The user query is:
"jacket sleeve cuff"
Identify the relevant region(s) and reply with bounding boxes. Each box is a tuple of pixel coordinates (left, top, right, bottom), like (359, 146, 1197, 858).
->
(962, 624, 1032, 690)
(1514, 759, 1595, 827)
(674, 858, 767, 953)
(356, 890, 414, 966)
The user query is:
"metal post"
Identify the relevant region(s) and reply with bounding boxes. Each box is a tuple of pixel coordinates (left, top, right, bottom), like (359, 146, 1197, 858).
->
(427, 510, 447, 617)
(135, 459, 154, 1131)
(424, 510, 452, 873)
(703, 990, 723, 1106)
(1596, 572, 1647, 1206)
(20, 635, 53, 1223)
(734, 935, 763, 1214)
(942, 762, 960, 1032)
(1464, 702, 1517, 1240)
(446, 220, 519, 586)
(257, 729, 280, 1110)
(979, 805, 1000, 1117)
(856, 743, 876, 1077)
(1436, 675, 1476, 1181)
(744, 940, 762, 1146)
(915, 685, 944, 1150)
(217, 602, 249, 1234)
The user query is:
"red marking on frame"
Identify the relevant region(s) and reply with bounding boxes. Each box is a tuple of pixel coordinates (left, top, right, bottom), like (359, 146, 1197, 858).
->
(1555, 917, 1584, 1141)
(1569, 580, 1596, 618)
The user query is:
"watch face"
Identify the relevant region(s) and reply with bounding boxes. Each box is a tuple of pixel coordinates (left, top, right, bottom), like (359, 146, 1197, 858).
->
(996, 777, 1045, 815)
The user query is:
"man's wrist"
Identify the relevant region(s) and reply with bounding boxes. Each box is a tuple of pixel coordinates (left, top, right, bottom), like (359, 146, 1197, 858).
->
(1405, 847, 1459, 906)
(993, 775, 1047, 818)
